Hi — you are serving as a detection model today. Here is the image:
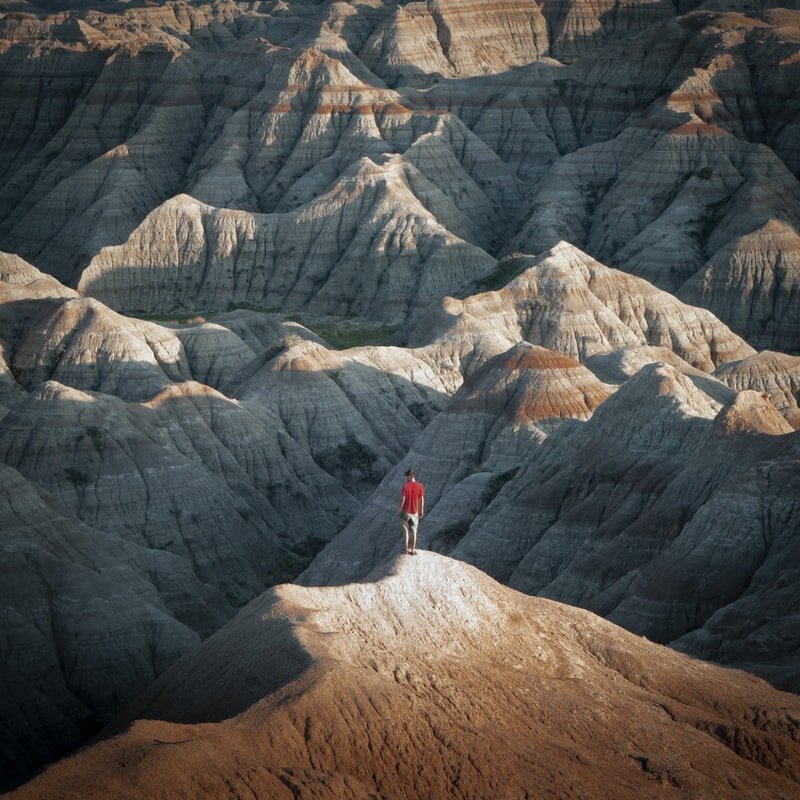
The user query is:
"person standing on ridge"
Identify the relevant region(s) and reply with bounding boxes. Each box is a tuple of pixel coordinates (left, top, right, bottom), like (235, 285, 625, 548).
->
(399, 468, 425, 555)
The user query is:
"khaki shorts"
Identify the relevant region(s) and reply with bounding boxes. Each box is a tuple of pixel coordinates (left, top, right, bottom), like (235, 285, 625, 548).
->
(402, 512, 419, 533)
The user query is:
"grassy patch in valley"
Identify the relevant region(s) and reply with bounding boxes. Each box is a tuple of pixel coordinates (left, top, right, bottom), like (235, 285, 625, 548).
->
(287, 314, 401, 350)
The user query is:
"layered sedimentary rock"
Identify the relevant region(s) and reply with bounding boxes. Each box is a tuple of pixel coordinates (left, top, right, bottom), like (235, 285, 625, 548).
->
(1, 2, 798, 346)
(540, 0, 676, 59)
(679, 220, 800, 352)
(504, 9, 800, 349)
(303, 360, 800, 690)
(232, 338, 454, 497)
(0, 251, 76, 301)
(302, 340, 612, 574)
(78, 170, 497, 321)
(11, 555, 800, 800)
(361, 0, 550, 87)
(0, 379, 357, 784)
(0, 380, 353, 595)
(409, 242, 756, 371)
(0, 259, 331, 401)
(6, 225, 791, 787)
(2, 0, 800, 793)
(0, 266, 364, 786)
(0, 462, 205, 787)
(5, 297, 191, 401)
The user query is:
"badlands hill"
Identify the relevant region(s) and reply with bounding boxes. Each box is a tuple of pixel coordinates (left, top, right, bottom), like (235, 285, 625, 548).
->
(2, 241, 798, 790)
(9, 553, 800, 800)
(0, 0, 798, 346)
(1, 0, 800, 793)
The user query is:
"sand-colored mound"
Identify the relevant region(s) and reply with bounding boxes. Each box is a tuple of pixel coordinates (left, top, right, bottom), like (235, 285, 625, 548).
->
(11, 553, 800, 800)
(715, 349, 800, 427)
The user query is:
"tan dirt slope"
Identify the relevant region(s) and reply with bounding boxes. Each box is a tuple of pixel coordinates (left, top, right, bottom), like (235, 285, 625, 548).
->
(10, 552, 800, 800)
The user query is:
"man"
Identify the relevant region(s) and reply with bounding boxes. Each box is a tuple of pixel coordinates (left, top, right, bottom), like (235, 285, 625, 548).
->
(399, 468, 425, 555)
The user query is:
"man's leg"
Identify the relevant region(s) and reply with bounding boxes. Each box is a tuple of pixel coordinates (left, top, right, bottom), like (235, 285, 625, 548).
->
(403, 515, 411, 553)
(409, 514, 418, 555)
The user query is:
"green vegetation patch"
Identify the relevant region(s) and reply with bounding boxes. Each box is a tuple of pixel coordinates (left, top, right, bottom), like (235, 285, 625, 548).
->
(128, 306, 399, 350)
(287, 315, 401, 350)
(127, 311, 208, 324)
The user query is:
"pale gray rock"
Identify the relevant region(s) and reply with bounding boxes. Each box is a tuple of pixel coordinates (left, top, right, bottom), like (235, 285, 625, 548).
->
(0, 286, 363, 787)
(361, 0, 549, 87)
(0, 261, 329, 402)
(0, 252, 76, 301)
(412, 62, 570, 186)
(169, 320, 257, 390)
(1, 0, 799, 790)
(540, 0, 676, 60)
(607, 427, 799, 689)
(0, 380, 354, 593)
(233, 338, 454, 497)
(583, 344, 706, 383)
(470, 369, 797, 688)
(503, 11, 800, 348)
(671, 438, 800, 689)
(558, 8, 800, 171)
(78, 166, 497, 322)
(204, 309, 327, 354)
(679, 220, 800, 352)
(508, 123, 800, 306)
(0, 258, 198, 401)
(0, 41, 201, 283)
(5, 297, 191, 402)
(0, 2, 797, 353)
(170, 310, 328, 392)
(0, 462, 207, 788)
(409, 242, 755, 371)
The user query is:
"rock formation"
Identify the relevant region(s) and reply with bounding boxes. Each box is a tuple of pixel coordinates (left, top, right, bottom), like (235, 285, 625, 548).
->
(1, 2, 799, 346)
(4, 226, 800, 788)
(679, 219, 800, 352)
(361, 0, 551, 87)
(77, 175, 497, 321)
(2, 0, 800, 793)
(0, 260, 363, 786)
(408, 242, 756, 371)
(715, 349, 800, 427)
(9, 554, 800, 800)
(0, 461, 203, 786)
(302, 361, 800, 691)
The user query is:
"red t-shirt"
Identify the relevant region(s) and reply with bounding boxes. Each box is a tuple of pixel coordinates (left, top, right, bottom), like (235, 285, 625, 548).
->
(401, 480, 425, 514)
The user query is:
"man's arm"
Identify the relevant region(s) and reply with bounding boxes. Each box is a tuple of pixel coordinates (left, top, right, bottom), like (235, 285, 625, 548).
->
(419, 495, 424, 518)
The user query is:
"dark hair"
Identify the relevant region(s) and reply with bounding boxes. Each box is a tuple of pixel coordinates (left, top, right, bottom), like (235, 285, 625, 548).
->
(405, 468, 415, 479)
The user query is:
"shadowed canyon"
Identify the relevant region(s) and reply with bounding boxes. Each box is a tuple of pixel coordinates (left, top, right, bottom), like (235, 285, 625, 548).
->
(1, 0, 799, 795)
